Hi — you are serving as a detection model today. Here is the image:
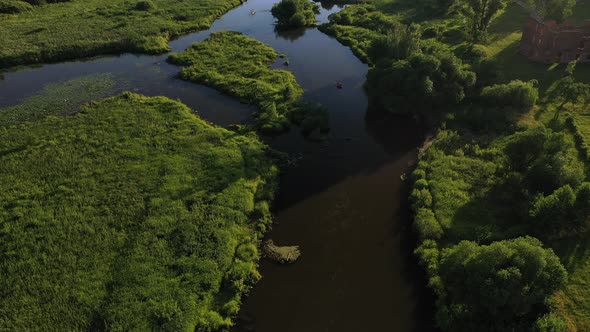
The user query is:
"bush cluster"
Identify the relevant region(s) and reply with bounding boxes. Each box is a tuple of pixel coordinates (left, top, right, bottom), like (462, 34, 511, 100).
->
(271, 0, 320, 29)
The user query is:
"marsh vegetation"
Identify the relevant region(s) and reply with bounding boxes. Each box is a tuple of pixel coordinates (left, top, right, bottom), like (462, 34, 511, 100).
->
(169, 31, 328, 135)
(0, 0, 244, 68)
(0, 92, 277, 331)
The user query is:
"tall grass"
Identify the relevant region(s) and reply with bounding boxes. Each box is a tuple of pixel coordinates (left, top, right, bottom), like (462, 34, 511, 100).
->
(0, 0, 244, 68)
(0, 93, 278, 330)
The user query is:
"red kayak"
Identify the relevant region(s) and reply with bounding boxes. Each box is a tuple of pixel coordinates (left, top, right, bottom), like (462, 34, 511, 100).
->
(336, 82, 343, 89)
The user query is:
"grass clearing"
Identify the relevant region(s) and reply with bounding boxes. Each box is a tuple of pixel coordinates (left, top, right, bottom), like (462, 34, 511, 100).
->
(0, 0, 244, 68)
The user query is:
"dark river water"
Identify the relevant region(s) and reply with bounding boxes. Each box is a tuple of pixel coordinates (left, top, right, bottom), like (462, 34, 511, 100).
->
(0, 1, 435, 331)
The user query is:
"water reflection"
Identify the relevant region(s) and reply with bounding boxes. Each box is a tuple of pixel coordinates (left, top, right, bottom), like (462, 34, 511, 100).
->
(314, 0, 345, 11)
(274, 26, 308, 42)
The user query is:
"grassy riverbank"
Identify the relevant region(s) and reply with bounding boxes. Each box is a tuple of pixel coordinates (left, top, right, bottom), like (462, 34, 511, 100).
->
(0, 0, 243, 68)
(169, 31, 328, 134)
(0, 92, 278, 330)
(320, 0, 590, 330)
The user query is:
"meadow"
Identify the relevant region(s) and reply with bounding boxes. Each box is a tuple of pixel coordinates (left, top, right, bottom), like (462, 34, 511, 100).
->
(0, 0, 244, 68)
(0, 92, 278, 330)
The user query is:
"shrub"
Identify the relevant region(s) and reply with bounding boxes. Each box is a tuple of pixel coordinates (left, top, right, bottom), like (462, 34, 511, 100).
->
(438, 237, 567, 331)
(412, 168, 427, 181)
(530, 185, 576, 233)
(367, 22, 421, 63)
(414, 178, 429, 190)
(271, 0, 320, 28)
(534, 313, 568, 332)
(366, 51, 476, 114)
(135, 0, 155, 11)
(480, 80, 539, 109)
(414, 208, 443, 240)
(574, 182, 590, 228)
(410, 188, 433, 209)
(0, 0, 32, 13)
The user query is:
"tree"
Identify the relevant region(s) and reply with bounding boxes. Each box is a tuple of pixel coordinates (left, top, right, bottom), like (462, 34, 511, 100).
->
(524, 0, 575, 22)
(366, 51, 476, 113)
(271, 0, 320, 29)
(455, 0, 509, 41)
(480, 80, 539, 109)
(505, 126, 584, 193)
(437, 237, 568, 331)
(367, 22, 421, 63)
(573, 182, 590, 228)
(546, 62, 590, 119)
(530, 185, 576, 232)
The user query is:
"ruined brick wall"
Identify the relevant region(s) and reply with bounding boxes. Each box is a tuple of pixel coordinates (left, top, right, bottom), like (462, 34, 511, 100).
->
(520, 17, 590, 63)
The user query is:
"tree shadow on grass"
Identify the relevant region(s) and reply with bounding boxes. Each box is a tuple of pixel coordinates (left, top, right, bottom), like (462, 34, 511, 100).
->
(442, 175, 532, 246)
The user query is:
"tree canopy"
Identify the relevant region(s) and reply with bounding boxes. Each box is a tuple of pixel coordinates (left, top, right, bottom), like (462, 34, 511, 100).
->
(524, 0, 576, 22)
(271, 0, 320, 29)
(437, 237, 568, 331)
(455, 0, 508, 41)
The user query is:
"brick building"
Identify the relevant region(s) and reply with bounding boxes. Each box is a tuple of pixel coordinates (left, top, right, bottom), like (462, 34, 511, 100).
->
(520, 16, 590, 63)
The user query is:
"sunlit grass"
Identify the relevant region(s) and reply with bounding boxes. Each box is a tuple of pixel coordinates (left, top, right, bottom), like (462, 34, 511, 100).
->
(0, 92, 278, 330)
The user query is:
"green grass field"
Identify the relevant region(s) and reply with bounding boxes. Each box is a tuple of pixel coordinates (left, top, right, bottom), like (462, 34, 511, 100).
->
(0, 0, 243, 68)
(0, 92, 277, 331)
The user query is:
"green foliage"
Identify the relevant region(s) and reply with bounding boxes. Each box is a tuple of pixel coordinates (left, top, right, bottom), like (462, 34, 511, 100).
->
(546, 64, 590, 119)
(319, 5, 411, 63)
(367, 22, 422, 64)
(504, 127, 584, 194)
(0, 0, 244, 68)
(169, 31, 327, 135)
(0, 0, 32, 13)
(530, 182, 590, 234)
(410, 188, 433, 210)
(366, 51, 476, 114)
(524, 0, 576, 22)
(534, 313, 569, 332)
(454, 0, 509, 41)
(504, 126, 549, 172)
(271, 0, 320, 28)
(437, 237, 568, 331)
(530, 185, 576, 232)
(480, 80, 539, 109)
(565, 116, 590, 161)
(135, 0, 155, 11)
(415, 208, 444, 240)
(0, 93, 278, 330)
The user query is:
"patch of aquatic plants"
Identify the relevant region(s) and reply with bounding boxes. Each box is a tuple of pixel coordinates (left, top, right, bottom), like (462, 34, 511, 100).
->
(0, 74, 115, 126)
(168, 31, 329, 135)
(0, 93, 278, 330)
(0, 0, 244, 68)
(271, 0, 320, 29)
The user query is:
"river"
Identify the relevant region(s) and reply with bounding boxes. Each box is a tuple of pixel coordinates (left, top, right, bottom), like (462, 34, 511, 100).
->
(0, 1, 435, 331)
